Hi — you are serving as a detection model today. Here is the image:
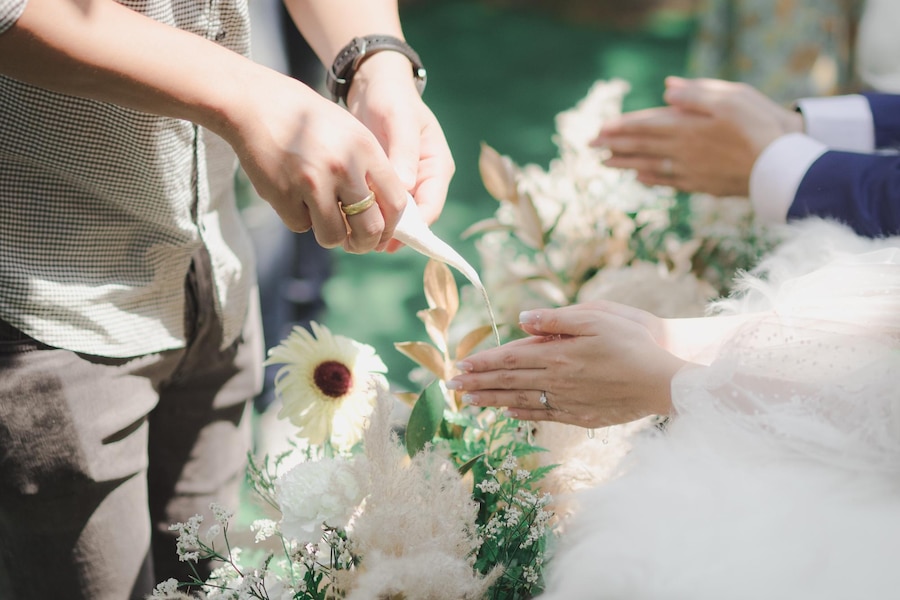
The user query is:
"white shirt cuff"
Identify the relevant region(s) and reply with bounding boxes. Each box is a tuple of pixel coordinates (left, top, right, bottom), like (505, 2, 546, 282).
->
(749, 133, 828, 224)
(795, 94, 875, 152)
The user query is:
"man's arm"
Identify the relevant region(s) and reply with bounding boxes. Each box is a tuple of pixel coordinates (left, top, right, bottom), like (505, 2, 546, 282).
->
(867, 93, 900, 149)
(282, 0, 455, 226)
(0, 0, 257, 128)
(789, 150, 900, 237)
(795, 92, 900, 152)
(596, 78, 900, 238)
(0, 0, 413, 253)
(752, 92, 900, 237)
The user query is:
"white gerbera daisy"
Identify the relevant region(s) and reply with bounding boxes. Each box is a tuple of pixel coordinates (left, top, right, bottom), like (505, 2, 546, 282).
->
(265, 321, 387, 451)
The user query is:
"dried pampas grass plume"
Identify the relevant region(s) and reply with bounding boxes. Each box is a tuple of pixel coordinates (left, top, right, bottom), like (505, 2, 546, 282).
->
(338, 386, 501, 599)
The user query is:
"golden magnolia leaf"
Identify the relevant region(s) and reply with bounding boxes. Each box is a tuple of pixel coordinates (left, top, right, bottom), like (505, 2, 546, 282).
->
(455, 324, 496, 360)
(394, 341, 447, 380)
(478, 141, 519, 203)
(460, 217, 509, 240)
(395, 391, 420, 408)
(460, 468, 476, 495)
(527, 277, 570, 306)
(417, 307, 450, 354)
(516, 192, 547, 251)
(423, 259, 459, 321)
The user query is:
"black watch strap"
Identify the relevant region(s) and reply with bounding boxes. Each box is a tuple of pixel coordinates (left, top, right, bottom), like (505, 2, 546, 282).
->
(327, 35, 427, 105)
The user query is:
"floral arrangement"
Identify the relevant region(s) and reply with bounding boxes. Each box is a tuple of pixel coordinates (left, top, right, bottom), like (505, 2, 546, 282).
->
(444, 78, 782, 516)
(152, 261, 556, 600)
(465, 78, 780, 331)
(151, 79, 781, 600)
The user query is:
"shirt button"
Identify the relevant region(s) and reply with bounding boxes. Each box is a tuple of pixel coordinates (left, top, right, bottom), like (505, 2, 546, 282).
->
(215, 29, 227, 42)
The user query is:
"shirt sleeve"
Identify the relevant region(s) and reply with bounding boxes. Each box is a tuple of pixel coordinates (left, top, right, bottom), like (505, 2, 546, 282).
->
(0, 0, 27, 35)
(795, 94, 875, 152)
(866, 93, 900, 149)
(790, 150, 900, 237)
(749, 133, 828, 225)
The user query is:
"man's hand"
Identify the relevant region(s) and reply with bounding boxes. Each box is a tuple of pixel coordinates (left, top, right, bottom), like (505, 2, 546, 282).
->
(223, 68, 410, 254)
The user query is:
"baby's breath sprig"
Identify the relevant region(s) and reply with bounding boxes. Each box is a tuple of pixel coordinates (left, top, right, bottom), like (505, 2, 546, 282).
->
(472, 454, 556, 599)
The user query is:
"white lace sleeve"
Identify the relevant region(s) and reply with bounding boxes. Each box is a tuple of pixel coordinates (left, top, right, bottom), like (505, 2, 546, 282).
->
(675, 230, 900, 476)
(539, 221, 900, 600)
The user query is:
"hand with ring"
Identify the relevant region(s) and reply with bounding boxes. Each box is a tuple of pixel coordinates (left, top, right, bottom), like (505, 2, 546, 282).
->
(340, 190, 377, 216)
(224, 53, 453, 255)
(592, 76, 802, 197)
(222, 72, 409, 253)
(345, 52, 455, 252)
(448, 301, 685, 428)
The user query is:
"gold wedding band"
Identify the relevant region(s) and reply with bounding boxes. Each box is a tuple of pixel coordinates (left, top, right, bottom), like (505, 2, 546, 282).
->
(340, 191, 376, 216)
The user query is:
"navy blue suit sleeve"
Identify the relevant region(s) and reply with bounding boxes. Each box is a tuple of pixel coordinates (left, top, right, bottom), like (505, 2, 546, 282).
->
(789, 150, 900, 237)
(864, 93, 900, 149)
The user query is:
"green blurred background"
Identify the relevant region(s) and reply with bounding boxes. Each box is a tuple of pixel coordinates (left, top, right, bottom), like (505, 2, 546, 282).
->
(270, 1, 696, 389)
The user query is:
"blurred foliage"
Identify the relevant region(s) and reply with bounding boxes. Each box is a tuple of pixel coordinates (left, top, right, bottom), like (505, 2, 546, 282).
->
(400, 0, 698, 28)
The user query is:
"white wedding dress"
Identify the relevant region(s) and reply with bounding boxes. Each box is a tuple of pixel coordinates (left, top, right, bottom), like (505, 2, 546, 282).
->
(539, 220, 900, 599)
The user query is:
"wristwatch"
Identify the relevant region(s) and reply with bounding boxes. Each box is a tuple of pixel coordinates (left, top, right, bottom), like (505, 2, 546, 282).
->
(327, 35, 427, 105)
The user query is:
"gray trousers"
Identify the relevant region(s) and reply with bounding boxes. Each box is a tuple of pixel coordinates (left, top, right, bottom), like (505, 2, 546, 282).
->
(0, 250, 263, 599)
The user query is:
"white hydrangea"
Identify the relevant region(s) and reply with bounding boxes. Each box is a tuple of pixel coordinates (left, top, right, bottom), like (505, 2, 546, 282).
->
(276, 457, 365, 543)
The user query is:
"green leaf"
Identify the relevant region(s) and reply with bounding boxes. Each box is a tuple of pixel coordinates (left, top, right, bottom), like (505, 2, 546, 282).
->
(512, 444, 548, 457)
(405, 380, 446, 457)
(527, 463, 559, 483)
(458, 453, 485, 476)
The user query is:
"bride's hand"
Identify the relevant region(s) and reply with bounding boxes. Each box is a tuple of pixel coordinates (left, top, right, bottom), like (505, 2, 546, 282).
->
(447, 302, 686, 428)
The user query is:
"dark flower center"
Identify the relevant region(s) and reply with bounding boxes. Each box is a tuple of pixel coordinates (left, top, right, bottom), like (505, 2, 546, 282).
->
(313, 360, 353, 398)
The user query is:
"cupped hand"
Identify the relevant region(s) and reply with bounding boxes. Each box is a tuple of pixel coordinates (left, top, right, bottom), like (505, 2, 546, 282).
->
(448, 302, 686, 429)
(594, 76, 803, 196)
(348, 52, 455, 250)
(223, 67, 408, 254)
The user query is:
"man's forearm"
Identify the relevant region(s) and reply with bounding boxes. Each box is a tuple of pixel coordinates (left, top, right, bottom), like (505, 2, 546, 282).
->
(0, 0, 266, 137)
(282, 0, 402, 67)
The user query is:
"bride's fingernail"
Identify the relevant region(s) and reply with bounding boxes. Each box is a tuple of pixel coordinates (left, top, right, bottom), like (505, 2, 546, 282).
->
(446, 379, 463, 390)
(519, 310, 540, 329)
(462, 393, 477, 405)
(456, 361, 473, 373)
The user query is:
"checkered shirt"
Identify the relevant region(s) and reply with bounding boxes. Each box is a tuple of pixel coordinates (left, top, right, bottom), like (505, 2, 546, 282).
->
(0, 0, 257, 357)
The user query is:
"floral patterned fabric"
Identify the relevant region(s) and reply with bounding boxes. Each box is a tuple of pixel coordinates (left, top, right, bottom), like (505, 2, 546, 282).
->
(688, 0, 863, 104)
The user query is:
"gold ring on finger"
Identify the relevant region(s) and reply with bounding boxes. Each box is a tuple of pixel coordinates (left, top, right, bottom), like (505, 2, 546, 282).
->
(340, 190, 377, 216)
